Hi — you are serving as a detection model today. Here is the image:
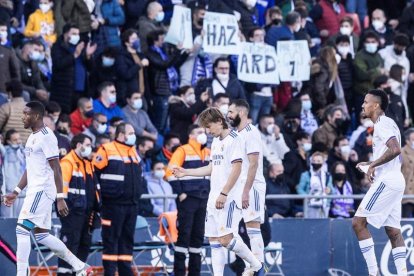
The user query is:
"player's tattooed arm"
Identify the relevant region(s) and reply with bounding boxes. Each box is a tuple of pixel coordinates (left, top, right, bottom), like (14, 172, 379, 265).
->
(370, 137, 401, 168)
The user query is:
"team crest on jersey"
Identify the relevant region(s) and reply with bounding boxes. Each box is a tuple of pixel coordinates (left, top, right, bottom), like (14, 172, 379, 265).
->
(96, 154, 103, 162)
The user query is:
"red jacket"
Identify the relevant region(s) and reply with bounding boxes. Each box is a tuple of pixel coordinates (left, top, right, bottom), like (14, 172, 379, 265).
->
(315, 0, 346, 37)
(70, 109, 92, 135)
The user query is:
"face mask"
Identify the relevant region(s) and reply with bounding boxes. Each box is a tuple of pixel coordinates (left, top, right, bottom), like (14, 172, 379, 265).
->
(335, 53, 341, 64)
(0, 31, 7, 40)
(402, 75, 407, 82)
(69, 34, 80, 45)
(81, 146, 92, 158)
(411, 142, 414, 150)
(154, 169, 165, 179)
(108, 94, 117, 104)
(334, 118, 344, 128)
(272, 18, 281, 25)
(266, 124, 275, 135)
(394, 48, 403, 56)
(39, 3, 51, 13)
(197, 18, 204, 26)
(372, 20, 384, 30)
(229, 114, 241, 128)
(275, 174, 284, 182)
(11, 144, 21, 149)
(155, 11, 165, 22)
(294, 24, 301, 33)
(58, 128, 68, 135)
(340, 145, 351, 155)
(102, 56, 115, 67)
(132, 98, 143, 110)
(365, 43, 378, 54)
(303, 142, 312, 152)
(244, 0, 257, 8)
(97, 123, 107, 134)
(311, 163, 322, 171)
(85, 110, 94, 118)
(125, 134, 137, 146)
(216, 73, 229, 82)
(333, 173, 346, 182)
(301, 100, 312, 111)
(186, 94, 196, 105)
(196, 133, 207, 145)
(362, 119, 374, 128)
(219, 104, 229, 116)
(29, 51, 41, 61)
(337, 45, 350, 56)
(37, 52, 45, 61)
(132, 40, 141, 52)
(340, 27, 352, 36)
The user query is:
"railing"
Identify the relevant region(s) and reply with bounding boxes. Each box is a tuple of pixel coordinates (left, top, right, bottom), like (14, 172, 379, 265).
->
(141, 194, 414, 214)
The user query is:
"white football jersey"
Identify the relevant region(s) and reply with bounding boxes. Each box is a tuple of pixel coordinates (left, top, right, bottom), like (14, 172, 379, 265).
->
(237, 123, 266, 191)
(24, 126, 59, 197)
(372, 115, 402, 182)
(209, 130, 244, 208)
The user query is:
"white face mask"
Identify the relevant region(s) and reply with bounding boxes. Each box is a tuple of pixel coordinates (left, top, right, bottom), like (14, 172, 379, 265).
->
(196, 133, 207, 145)
(266, 124, 275, 135)
(0, 31, 7, 39)
(244, 0, 257, 8)
(337, 45, 350, 56)
(372, 20, 384, 30)
(365, 43, 378, 54)
(294, 23, 301, 32)
(155, 11, 165, 22)
(340, 26, 352, 36)
(154, 169, 165, 179)
(335, 53, 341, 64)
(132, 98, 143, 110)
(186, 94, 196, 105)
(81, 145, 92, 158)
(303, 142, 312, 152)
(69, 34, 80, 45)
(125, 134, 136, 146)
(108, 94, 117, 104)
(362, 119, 374, 128)
(39, 3, 51, 13)
(97, 123, 107, 134)
(216, 73, 229, 82)
(340, 145, 351, 155)
(219, 104, 229, 116)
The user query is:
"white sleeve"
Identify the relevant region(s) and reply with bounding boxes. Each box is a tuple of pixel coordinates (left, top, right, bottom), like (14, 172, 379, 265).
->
(229, 136, 244, 164)
(41, 133, 59, 160)
(245, 131, 262, 156)
(378, 119, 397, 144)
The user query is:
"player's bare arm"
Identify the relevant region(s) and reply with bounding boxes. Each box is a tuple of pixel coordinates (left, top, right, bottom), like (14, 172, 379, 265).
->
(49, 158, 69, 217)
(216, 160, 242, 209)
(367, 137, 401, 182)
(173, 163, 212, 178)
(242, 153, 259, 209)
(3, 170, 28, 206)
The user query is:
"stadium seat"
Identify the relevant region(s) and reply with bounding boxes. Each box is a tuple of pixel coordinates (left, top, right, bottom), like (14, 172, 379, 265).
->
(328, 268, 352, 276)
(264, 245, 284, 276)
(31, 224, 61, 275)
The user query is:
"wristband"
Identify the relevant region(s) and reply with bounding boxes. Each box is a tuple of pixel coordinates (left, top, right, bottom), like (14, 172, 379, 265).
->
(14, 187, 21, 194)
(57, 193, 65, 199)
(220, 192, 228, 197)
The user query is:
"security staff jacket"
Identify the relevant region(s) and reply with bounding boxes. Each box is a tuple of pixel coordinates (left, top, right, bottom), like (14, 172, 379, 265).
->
(93, 140, 142, 205)
(166, 138, 210, 199)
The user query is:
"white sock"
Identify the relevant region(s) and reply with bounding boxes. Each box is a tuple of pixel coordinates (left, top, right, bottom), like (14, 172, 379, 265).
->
(226, 237, 261, 270)
(210, 241, 226, 276)
(392, 246, 407, 275)
(34, 233, 84, 271)
(16, 226, 31, 276)
(359, 238, 378, 275)
(247, 227, 264, 263)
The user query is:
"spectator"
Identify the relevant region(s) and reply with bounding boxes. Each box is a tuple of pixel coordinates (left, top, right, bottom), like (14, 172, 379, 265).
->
(295, 5, 321, 56)
(144, 161, 176, 216)
(350, 113, 374, 162)
(345, 0, 367, 29)
(329, 161, 354, 218)
(136, 1, 165, 53)
(264, 6, 283, 32)
(327, 16, 359, 57)
(397, 4, 414, 41)
(83, 112, 108, 146)
(56, 113, 73, 140)
(1, 129, 25, 218)
(197, 57, 246, 100)
(402, 128, 414, 218)
(169, 86, 209, 143)
(378, 33, 410, 76)
(123, 91, 158, 141)
(123, 0, 147, 29)
(70, 97, 94, 135)
(0, 80, 31, 142)
(0, 22, 20, 103)
(108, 116, 123, 141)
(258, 114, 290, 164)
(89, 47, 118, 98)
(0, 0, 22, 31)
(312, 105, 346, 149)
(266, 163, 296, 218)
(23, 0, 56, 45)
(146, 29, 189, 133)
(212, 93, 230, 116)
(387, 64, 409, 130)
(93, 81, 125, 121)
(154, 133, 181, 165)
(280, 111, 303, 150)
(45, 100, 61, 124)
(299, 92, 318, 136)
(234, 0, 259, 38)
(335, 35, 355, 114)
(91, 0, 125, 55)
(310, 0, 346, 41)
(297, 151, 333, 218)
(36, 41, 52, 87)
(137, 137, 155, 173)
(61, 0, 92, 41)
(265, 11, 301, 46)
(366, 9, 394, 48)
(115, 29, 149, 106)
(353, 31, 384, 115)
(43, 115, 70, 158)
(244, 27, 274, 124)
(50, 23, 96, 113)
(283, 132, 311, 187)
(188, 0, 205, 37)
(95, 133, 110, 149)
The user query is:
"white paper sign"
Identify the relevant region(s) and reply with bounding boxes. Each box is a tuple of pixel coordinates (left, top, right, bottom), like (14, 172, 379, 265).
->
(202, 11, 241, 55)
(237, 42, 279, 84)
(277, 40, 311, 81)
(165, 5, 193, 49)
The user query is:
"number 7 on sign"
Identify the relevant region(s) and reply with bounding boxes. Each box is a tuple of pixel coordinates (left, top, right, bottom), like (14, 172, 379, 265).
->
(289, 61, 295, 76)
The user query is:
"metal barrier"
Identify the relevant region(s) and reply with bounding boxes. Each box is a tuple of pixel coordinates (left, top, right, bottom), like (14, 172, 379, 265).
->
(140, 194, 414, 213)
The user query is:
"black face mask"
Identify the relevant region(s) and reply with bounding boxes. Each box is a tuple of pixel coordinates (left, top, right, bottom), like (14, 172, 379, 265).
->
(84, 110, 94, 118)
(394, 48, 403, 55)
(384, 87, 392, 94)
(275, 174, 284, 183)
(58, 128, 68, 135)
(197, 18, 204, 26)
(229, 114, 241, 128)
(272, 19, 282, 26)
(334, 118, 344, 128)
(333, 173, 346, 182)
(311, 163, 322, 171)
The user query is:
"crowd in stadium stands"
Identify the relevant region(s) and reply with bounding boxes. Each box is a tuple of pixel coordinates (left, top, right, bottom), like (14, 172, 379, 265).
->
(1, 0, 414, 222)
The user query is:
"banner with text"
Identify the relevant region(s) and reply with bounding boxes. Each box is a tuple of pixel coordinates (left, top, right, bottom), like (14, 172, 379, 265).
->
(164, 5, 193, 49)
(277, 40, 311, 81)
(202, 11, 241, 55)
(237, 42, 279, 84)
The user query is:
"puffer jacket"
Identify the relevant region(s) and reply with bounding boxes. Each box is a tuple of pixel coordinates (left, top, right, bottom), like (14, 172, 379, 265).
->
(61, 0, 91, 33)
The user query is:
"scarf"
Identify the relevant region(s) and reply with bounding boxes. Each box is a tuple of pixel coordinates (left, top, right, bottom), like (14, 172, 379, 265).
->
(151, 46, 179, 93)
(331, 181, 354, 217)
(191, 54, 213, 87)
(131, 52, 145, 94)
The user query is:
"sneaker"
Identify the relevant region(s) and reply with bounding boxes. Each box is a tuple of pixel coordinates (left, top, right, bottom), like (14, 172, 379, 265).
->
(75, 264, 93, 276)
(253, 264, 265, 276)
(241, 268, 255, 276)
(242, 264, 264, 276)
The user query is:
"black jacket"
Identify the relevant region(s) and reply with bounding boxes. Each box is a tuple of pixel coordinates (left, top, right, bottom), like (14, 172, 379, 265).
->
(89, 53, 118, 98)
(16, 50, 46, 97)
(195, 75, 246, 100)
(282, 149, 308, 189)
(266, 175, 295, 217)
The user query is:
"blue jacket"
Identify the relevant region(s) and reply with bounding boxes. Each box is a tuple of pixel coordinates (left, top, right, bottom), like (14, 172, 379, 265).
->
(296, 170, 333, 195)
(265, 25, 294, 47)
(93, 99, 125, 121)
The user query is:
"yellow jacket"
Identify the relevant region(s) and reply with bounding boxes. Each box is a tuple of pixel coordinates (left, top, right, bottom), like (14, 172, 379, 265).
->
(24, 9, 57, 44)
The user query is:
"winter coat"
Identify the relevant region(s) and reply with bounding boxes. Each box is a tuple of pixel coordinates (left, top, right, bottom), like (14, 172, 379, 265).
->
(89, 53, 118, 98)
(234, 1, 259, 38)
(0, 97, 32, 142)
(311, 0, 346, 38)
(308, 58, 332, 113)
(16, 50, 46, 97)
(195, 76, 247, 100)
(24, 9, 56, 44)
(353, 49, 384, 95)
(312, 121, 338, 149)
(136, 16, 165, 53)
(114, 46, 141, 104)
(61, 0, 91, 33)
(0, 45, 20, 93)
(123, 0, 147, 29)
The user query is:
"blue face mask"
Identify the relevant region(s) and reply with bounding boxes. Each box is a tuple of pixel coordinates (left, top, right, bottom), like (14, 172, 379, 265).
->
(155, 11, 165, 22)
(132, 40, 141, 53)
(302, 100, 312, 111)
(102, 56, 115, 67)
